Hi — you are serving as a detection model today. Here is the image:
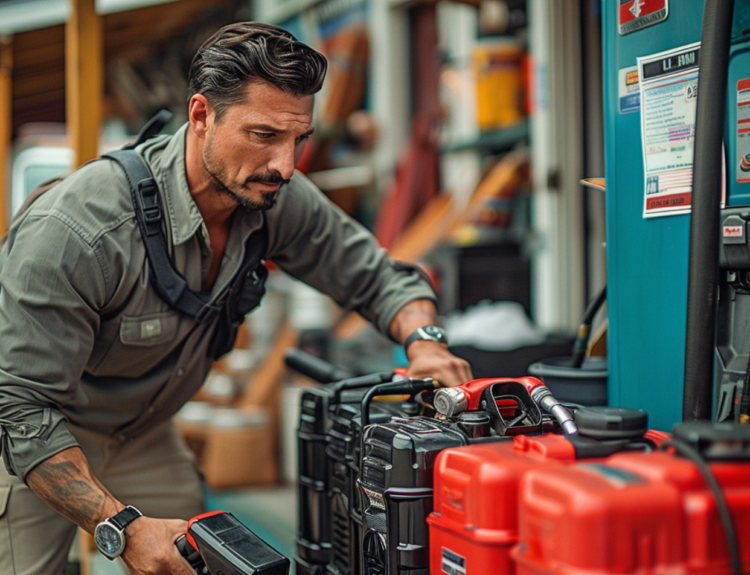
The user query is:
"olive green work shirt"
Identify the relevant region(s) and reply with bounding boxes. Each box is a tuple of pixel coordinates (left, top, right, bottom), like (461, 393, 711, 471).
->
(0, 123, 436, 480)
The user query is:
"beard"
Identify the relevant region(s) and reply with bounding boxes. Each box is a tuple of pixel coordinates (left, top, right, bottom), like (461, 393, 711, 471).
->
(202, 140, 289, 211)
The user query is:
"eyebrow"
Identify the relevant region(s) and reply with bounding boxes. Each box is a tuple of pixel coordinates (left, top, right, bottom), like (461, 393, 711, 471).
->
(249, 124, 315, 138)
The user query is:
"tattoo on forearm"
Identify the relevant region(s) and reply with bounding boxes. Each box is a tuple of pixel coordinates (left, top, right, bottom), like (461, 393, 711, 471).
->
(30, 459, 107, 530)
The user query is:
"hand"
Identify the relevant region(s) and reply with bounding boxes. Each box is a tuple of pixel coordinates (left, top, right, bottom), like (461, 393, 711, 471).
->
(406, 340, 473, 388)
(121, 516, 195, 575)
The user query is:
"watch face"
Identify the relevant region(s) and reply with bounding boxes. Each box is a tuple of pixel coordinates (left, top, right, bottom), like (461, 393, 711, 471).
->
(95, 522, 124, 558)
(422, 326, 446, 341)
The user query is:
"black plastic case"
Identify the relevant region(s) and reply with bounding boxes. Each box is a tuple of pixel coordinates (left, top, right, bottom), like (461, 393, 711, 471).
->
(358, 417, 469, 575)
(296, 385, 414, 575)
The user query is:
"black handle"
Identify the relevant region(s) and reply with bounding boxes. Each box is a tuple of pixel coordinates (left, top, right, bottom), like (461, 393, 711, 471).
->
(360, 379, 437, 427)
(175, 534, 205, 573)
(284, 347, 354, 383)
(570, 284, 607, 369)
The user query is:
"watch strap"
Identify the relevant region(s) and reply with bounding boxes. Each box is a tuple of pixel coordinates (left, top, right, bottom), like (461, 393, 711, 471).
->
(108, 506, 142, 531)
(404, 326, 448, 351)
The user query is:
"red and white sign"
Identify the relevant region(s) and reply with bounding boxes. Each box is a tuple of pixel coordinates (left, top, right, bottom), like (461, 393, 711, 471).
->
(619, 0, 668, 35)
(724, 225, 744, 238)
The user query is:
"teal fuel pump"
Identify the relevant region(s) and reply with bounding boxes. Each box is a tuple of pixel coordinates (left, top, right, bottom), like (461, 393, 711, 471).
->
(603, 1, 750, 429)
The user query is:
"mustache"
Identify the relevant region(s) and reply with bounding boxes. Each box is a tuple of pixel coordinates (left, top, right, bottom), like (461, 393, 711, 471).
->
(244, 172, 291, 187)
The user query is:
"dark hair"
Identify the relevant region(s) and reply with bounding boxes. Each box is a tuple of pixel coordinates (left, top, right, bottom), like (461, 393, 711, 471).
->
(187, 22, 328, 119)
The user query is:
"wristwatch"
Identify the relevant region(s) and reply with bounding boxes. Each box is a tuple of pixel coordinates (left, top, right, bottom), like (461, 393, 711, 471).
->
(404, 325, 448, 351)
(94, 505, 143, 560)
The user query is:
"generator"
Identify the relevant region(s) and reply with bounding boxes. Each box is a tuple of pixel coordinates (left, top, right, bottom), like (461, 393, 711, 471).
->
(290, 350, 431, 575)
(355, 376, 587, 575)
(291, 347, 579, 575)
(358, 417, 469, 575)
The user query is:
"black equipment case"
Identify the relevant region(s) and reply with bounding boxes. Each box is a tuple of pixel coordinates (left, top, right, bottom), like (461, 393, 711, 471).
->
(295, 370, 421, 575)
(357, 418, 469, 575)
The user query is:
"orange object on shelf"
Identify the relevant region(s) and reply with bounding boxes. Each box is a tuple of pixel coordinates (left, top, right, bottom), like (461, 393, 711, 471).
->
(473, 42, 526, 131)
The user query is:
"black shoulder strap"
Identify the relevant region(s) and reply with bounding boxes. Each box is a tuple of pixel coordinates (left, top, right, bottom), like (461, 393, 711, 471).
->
(125, 109, 175, 150)
(103, 148, 217, 323)
(103, 110, 271, 329)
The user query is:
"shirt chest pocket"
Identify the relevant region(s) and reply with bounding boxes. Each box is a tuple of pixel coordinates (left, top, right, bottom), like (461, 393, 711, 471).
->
(87, 311, 182, 378)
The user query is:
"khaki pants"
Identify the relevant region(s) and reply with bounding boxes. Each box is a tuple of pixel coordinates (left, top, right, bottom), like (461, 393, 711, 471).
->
(0, 420, 205, 575)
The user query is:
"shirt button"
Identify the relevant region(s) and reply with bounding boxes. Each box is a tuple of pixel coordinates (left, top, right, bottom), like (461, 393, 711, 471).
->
(147, 406, 156, 414)
(177, 369, 185, 377)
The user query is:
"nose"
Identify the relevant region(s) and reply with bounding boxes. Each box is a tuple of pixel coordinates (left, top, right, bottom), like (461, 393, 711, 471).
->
(267, 140, 297, 181)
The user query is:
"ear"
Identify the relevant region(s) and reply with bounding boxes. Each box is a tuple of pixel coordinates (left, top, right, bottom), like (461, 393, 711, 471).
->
(188, 94, 213, 139)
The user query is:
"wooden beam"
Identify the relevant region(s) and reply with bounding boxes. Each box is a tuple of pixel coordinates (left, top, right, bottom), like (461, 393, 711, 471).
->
(66, 0, 102, 167)
(0, 37, 12, 234)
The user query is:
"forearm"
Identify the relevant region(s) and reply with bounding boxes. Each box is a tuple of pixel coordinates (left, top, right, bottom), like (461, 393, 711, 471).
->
(388, 299, 438, 344)
(25, 446, 121, 533)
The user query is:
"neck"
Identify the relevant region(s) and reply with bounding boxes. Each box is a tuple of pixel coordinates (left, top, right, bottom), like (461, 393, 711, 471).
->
(185, 127, 237, 228)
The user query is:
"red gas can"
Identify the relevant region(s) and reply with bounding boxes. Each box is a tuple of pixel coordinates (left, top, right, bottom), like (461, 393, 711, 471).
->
(513, 423, 750, 575)
(427, 417, 668, 575)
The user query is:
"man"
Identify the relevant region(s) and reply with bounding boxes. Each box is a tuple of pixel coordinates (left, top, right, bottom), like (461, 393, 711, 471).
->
(0, 22, 472, 575)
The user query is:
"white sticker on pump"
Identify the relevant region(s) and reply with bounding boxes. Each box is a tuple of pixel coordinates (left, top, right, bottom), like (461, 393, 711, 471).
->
(724, 225, 744, 239)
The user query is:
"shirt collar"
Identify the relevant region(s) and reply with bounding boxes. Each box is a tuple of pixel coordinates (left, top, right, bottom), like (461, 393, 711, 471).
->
(139, 122, 265, 248)
(139, 123, 203, 246)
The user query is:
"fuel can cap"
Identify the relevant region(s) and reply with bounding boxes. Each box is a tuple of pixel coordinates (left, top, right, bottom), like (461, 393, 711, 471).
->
(575, 406, 648, 439)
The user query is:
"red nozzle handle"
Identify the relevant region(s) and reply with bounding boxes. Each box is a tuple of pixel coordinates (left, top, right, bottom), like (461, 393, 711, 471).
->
(458, 377, 547, 410)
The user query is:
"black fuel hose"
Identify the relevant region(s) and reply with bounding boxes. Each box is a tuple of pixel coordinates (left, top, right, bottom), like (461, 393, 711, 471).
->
(284, 347, 354, 383)
(360, 379, 438, 428)
(332, 372, 395, 403)
(570, 284, 607, 369)
(662, 438, 741, 575)
(684, 0, 736, 422)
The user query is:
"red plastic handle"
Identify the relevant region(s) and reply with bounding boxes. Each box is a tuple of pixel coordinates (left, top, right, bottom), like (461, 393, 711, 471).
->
(459, 376, 546, 411)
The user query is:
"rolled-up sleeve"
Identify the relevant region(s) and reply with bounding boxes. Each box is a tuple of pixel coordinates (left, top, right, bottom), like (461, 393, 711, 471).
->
(265, 173, 437, 336)
(0, 211, 107, 480)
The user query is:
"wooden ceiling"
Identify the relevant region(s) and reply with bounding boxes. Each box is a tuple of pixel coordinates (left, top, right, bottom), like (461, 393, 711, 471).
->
(11, 0, 239, 135)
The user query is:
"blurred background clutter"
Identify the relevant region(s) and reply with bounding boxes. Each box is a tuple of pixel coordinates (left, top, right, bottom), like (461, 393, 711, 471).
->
(0, 1, 606, 573)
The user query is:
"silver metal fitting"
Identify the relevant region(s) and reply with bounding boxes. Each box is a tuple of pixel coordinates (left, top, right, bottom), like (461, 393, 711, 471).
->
(433, 388, 469, 417)
(530, 386, 578, 435)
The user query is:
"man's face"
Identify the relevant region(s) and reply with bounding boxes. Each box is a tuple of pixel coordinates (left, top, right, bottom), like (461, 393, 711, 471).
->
(201, 81, 314, 210)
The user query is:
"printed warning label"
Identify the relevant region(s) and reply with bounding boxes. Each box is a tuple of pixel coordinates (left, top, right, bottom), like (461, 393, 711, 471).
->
(638, 43, 700, 217)
(619, 66, 640, 114)
(441, 548, 466, 575)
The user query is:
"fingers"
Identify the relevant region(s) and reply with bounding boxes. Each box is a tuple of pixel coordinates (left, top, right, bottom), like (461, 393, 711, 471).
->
(121, 516, 195, 575)
(406, 342, 474, 388)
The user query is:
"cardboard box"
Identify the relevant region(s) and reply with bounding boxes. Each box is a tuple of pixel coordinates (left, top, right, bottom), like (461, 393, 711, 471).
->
(177, 404, 279, 489)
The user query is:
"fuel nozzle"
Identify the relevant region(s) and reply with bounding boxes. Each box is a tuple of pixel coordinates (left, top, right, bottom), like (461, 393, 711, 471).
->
(526, 383, 578, 435)
(433, 387, 469, 417)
